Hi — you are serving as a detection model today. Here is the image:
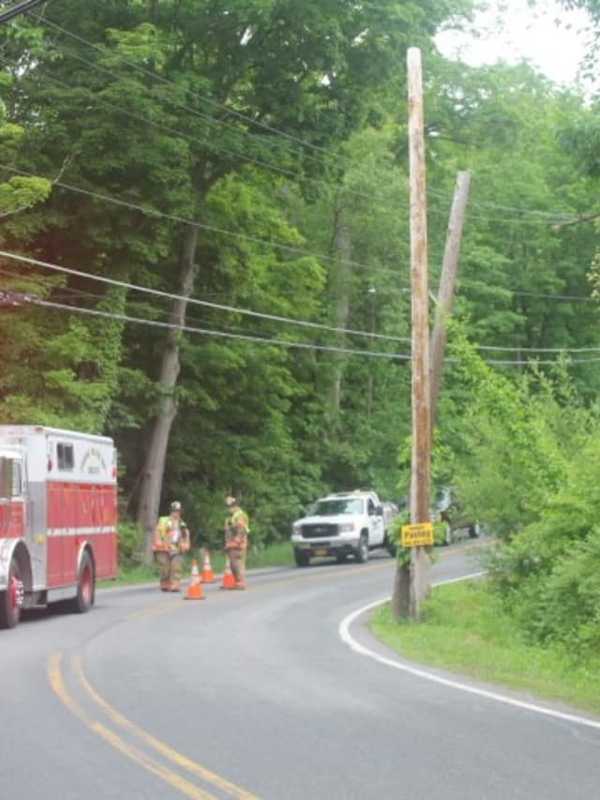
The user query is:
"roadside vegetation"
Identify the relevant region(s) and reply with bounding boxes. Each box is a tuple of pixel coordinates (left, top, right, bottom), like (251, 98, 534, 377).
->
(375, 333, 600, 712)
(372, 580, 600, 716)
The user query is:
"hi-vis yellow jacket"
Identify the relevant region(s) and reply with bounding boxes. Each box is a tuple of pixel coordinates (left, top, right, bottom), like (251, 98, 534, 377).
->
(224, 509, 249, 551)
(155, 516, 189, 552)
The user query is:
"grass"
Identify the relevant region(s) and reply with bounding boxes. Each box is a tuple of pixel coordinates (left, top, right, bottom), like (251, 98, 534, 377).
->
(370, 580, 600, 716)
(98, 540, 295, 588)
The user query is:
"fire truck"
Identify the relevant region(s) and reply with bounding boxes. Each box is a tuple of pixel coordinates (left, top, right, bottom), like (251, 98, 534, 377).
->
(0, 426, 118, 629)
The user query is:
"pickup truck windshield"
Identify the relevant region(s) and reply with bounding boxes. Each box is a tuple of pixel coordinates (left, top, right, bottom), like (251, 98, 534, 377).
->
(310, 498, 364, 516)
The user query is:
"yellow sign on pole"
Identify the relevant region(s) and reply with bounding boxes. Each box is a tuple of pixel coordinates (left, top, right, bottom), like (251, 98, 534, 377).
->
(401, 522, 434, 548)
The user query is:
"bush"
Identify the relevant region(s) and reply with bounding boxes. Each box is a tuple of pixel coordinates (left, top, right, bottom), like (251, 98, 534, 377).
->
(489, 435, 600, 655)
(117, 520, 145, 567)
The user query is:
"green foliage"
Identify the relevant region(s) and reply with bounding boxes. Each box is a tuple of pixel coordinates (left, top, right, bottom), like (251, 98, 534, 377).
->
(372, 581, 600, 714)
(117, 520, 146, 568)
(435, 328, 600, 659)
(488, 430, 600, 654)
(438, 329, 588, 538)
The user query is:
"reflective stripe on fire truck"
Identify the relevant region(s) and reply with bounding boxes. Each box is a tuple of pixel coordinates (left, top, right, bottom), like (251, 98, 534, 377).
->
(46, 526, 117, 537)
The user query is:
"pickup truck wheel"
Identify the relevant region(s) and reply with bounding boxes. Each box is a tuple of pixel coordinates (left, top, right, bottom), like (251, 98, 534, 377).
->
(355, 534, 369, 564)
(294, 549, 310, 567)
(383, 534, 396, 558)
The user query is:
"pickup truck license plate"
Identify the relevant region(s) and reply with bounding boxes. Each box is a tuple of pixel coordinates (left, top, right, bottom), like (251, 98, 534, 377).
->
(313, 548, 328, 557)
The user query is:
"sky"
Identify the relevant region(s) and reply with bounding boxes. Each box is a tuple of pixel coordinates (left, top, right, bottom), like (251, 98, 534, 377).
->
(436, 0, 594, 88)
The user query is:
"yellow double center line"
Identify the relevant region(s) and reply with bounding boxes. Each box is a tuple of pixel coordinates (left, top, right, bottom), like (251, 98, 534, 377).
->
(48, 652, 258, 800)
(47, 547, 477, 798)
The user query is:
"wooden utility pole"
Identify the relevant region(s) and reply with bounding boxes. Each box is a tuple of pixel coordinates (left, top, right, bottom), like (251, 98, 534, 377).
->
(391, 47, 431, 621)
(407, 47, 432, 620)
(430, 171, 471, 426)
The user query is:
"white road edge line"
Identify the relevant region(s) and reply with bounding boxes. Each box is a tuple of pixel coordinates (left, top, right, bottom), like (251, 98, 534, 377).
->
(339, 571, 600, 732)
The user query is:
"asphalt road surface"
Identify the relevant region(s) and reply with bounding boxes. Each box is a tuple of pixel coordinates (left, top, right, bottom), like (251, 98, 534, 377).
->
(2, 545, 599, 800)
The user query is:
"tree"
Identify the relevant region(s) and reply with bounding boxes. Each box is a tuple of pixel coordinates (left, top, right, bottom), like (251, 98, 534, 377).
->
(1, 0, 473, 558)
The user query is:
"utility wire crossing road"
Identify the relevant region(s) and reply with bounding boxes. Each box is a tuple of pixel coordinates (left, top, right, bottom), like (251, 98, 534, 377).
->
(2, 548, 599, 800)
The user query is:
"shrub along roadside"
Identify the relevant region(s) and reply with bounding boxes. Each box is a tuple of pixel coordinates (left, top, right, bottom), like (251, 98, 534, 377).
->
(370, 579, 600, 715)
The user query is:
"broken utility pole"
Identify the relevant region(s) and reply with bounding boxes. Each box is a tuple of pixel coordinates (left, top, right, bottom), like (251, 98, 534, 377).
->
(430, 170, 471, 427)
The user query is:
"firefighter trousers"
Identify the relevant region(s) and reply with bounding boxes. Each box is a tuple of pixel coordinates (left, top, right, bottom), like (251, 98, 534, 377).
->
(228, 548, 247, 587)
(155, 551, 183, 589)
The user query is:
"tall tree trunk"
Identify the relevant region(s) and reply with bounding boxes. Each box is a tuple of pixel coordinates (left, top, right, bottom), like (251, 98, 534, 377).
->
(137, 225, 199, 563)
(328, 205, 353, 415)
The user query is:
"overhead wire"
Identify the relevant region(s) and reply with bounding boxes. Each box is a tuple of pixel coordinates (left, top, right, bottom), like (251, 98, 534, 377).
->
(0, 249, 413, 344)
(0, 263, 309, 339)
(30, 12, 354, 168)
(1, 161, 594, 307)
(22, 295, 413, 362)
(0, 0, 47, 24)
(456, 277, 596, 304)
(9, 292, 600, 367)
(4, 250, 600, 365)
(0, 27, 593, 309)
(0, 162, 410, 280)
(26, 14, 582, 229)
(428, 187, 576, 223)
(0, 50, 401, 209)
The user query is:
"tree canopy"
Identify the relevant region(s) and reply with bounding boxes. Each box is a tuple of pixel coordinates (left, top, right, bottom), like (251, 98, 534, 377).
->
(1, 1, 599, 594)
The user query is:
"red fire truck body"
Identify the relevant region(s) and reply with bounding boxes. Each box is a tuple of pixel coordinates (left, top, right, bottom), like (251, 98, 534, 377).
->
(0, 426, 118, 629)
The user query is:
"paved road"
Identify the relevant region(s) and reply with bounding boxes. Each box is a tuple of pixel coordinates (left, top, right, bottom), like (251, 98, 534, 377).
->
(2, 546, 599, 800)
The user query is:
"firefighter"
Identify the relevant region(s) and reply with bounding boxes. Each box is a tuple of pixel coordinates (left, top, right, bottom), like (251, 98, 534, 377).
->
(224, 496, 250, 590)
(153, 501, 191, 592)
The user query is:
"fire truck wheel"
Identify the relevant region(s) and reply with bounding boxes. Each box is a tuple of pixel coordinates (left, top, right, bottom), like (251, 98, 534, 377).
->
(0, 558, 23, 629)
(71, 551, 95, 614)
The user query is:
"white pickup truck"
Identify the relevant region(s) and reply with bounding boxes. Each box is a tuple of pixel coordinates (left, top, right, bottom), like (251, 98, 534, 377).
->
(291, 491, 394, 567)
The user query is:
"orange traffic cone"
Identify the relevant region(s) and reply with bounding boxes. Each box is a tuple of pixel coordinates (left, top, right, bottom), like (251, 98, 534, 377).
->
(185, 560, 205, 600)
(220, 557, 236, 590)
(201, 549, 215, 584)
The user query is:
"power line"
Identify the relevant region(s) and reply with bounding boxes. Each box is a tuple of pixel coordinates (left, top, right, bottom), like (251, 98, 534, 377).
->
(457, 277, 596, 304)
(0, 162, 409, 279)
(13, 293, 600, 367)
(35, 13, 584, 229)
(0, 263, 307, 339)
(20, 294, 412, 362)
(8, 41, 565, 230)
(484, 356, 600, 366)
(506, 288, 596, 303)
(15, 16, 590, 232)
(429, 187, 577, 224)
(32, 13, 353, 168)
(3, 162, 594, 307)
(0, 249, 413, 344)
(1, 51, 402, 209)
(476, 342, 600, 354)
(0, 0, 47, 24)
(1, 161, 593, 310)
(5, 250, 600, 363)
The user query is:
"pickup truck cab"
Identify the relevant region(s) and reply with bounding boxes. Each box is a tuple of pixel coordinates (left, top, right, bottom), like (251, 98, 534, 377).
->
(291, 491, 389, 567)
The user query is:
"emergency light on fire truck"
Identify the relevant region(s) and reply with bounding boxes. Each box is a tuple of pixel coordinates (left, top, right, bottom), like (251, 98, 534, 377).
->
(0, 426, 118, 630)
